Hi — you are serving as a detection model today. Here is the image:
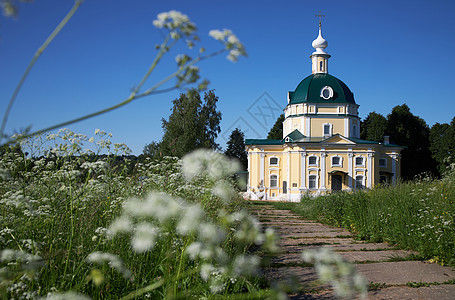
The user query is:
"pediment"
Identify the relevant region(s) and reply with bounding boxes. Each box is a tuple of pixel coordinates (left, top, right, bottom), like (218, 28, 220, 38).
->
(322, 134, 355, 145)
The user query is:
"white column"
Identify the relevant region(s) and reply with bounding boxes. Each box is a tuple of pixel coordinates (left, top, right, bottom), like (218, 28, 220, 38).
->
(287, 151, 290, 198)
(260, 152, 265, 185)
(367, 152, 373, 188)
(391, 152, 397, 184)
(300, 151, 307, 189)
(348, 151, 353, 190)
(247, 151, 251, 192)
(320, 150, 326, 190)
(344, 118, 349, 137)
(306, 117, 311, 137)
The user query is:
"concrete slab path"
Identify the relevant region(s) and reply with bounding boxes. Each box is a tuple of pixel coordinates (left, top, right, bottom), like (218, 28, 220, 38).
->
(250, 203, 455, 299)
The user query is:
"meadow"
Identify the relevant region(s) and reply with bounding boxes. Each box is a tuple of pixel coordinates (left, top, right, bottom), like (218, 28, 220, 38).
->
(271, 167, 455, 266)
(0, 129, 280, 299)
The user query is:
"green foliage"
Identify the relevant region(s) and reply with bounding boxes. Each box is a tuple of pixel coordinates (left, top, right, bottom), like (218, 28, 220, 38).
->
(430, 117, 455, 175)
(142, 141, 162, 160)
(271, 170, 455, 266)
(360, 111, 387, 142)
(267, 114, 284, 140)
(160, 89, 222, 157)
(224, 128, 247, 170)
(386, 104, 437, 179)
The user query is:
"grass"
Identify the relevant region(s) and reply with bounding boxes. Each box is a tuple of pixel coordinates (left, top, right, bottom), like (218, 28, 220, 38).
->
(268, 167, 455, 266)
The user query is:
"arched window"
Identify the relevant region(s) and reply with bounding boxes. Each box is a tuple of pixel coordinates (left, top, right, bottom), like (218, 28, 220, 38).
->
(320, 61, 323, 71)
(270, 175, 278, 187)
(308, 175, 317, 189)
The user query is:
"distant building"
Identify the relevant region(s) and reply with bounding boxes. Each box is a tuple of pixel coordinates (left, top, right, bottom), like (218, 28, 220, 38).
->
(245, 22, 402, 201)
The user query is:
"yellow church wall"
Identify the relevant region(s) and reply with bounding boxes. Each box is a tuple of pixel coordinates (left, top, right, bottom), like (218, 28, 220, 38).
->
(317, 107, 338, 114)
(310, 118, 345, 137)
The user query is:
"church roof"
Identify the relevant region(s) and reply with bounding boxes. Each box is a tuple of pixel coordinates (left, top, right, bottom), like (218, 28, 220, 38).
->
(288, 73, 356, 105)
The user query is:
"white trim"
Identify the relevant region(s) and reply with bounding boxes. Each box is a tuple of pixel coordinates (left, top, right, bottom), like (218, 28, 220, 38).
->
(344, 118, 349, 137)
(367, 153, 373, 188)
(320, 151, 326, 189)
(300, 152, 306, 189)
(260, 152, 265, 183)
(348, 151, 353, 189)
(306, 117, 311, 136)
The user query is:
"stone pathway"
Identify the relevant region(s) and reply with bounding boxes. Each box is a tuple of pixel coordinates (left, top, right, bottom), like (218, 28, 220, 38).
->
(250, 203, 455, 299)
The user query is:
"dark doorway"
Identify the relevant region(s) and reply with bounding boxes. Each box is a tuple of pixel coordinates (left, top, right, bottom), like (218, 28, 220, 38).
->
(283, 181, 287, 194)
(331, 175, 342, 191)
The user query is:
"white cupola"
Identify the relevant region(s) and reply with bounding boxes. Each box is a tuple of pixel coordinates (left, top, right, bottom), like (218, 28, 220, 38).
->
(310, 21, 331, 74)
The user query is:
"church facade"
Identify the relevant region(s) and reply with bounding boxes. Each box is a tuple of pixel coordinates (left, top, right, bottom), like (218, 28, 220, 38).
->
(245, 23, 402, 201)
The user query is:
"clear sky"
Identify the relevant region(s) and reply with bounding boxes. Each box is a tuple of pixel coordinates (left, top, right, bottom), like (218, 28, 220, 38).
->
(2, 0, 455, 155)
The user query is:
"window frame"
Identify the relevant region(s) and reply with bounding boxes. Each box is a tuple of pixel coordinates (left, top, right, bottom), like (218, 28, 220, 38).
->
(308, 155, 319, 167)
(270, 174, 278, 188)
(355, 175, 364, 190)
(323, 123, 332, 137)
(269, 156, 279, 166)
(355, 156, 365, 167)
(379, 157, 387, 168)
(308, 174, 318, 190)
(331, 155, 342, 167)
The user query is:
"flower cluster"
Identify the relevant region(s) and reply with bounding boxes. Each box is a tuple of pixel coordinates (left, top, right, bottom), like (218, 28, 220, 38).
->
(209, 29, 247, 62)
(302, 247, 367, 299)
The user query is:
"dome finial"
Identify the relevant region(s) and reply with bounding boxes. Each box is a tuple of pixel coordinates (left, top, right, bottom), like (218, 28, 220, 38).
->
(312, 12, 328, 53)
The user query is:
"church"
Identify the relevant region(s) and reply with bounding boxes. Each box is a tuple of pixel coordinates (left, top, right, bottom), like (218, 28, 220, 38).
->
(245, 22, 403, 201)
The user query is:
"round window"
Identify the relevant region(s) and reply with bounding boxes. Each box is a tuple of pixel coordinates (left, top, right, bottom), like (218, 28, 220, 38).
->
(320, 86, 333, 100)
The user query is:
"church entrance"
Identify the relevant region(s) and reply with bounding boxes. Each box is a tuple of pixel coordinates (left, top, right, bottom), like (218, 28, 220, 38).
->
(331, 175, 342, 192)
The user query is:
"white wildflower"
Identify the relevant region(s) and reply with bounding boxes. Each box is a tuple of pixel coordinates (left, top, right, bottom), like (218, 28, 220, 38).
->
(86, 251, 132, 279)
(177, 204, 204, 235)
(231, 254, 260, 276)
(107, 215, 132, 237)
(131, 222, 159, 253)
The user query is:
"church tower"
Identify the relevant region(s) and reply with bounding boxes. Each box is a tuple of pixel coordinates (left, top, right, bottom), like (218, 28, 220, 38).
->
(283, 21, 360, 140)
(310, 21, 330, 74)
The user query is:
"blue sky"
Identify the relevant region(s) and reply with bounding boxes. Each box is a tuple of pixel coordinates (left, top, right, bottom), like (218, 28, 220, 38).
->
(1, 0, 455, 155)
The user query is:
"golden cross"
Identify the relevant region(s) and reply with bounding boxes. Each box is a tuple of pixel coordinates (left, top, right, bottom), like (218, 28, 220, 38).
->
(315, 11, 325, 27)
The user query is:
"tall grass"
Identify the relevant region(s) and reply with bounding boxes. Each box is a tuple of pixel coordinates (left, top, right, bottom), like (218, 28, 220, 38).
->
(0, 130, 279, 299)
(272, 167, 455, 266)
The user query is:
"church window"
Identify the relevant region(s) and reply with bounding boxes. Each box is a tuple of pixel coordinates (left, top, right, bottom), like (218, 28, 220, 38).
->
(308, 156, 318, 166)
(270, 175, 278, 187)
(320, 61, 323, 71)
(355, 175, 364, 189)
(309, 175, 317, 189)
(379, 158, 387, 167)
(332, 156, 342, 167)
(270, 157, 279, 166)
(355, 156, 365, 167)
(353, 125, 357, 137)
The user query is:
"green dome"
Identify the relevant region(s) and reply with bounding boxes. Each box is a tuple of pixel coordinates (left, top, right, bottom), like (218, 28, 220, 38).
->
(288, 73, 356, 105)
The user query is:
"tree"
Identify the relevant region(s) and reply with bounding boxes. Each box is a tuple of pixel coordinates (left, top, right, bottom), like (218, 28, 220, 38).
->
(160, 89, 222, 157)
(267, 114, 285, 139)
(386, 104, 437, 179)
(142, 141, 161, 160)
(430, 117, 455, 175)
(360, 111, 387, 142)
(224, 128, 247, 170)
